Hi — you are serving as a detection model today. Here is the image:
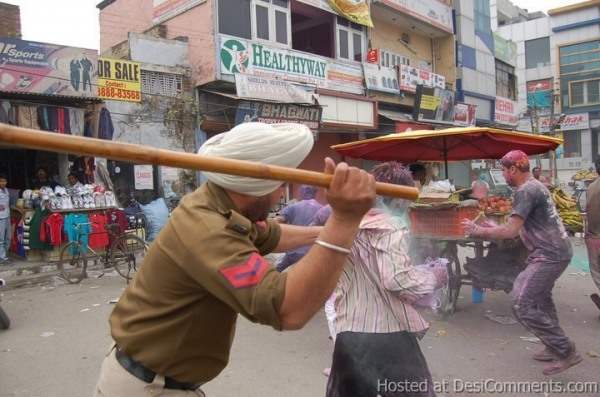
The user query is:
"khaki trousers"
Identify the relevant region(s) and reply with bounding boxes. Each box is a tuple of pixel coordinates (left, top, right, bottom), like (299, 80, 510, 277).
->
(585, 236, 600, 292)
(93, 348, 205, 397)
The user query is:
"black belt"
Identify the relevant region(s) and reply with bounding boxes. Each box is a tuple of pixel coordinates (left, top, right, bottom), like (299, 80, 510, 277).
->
(115, 347, 201, 391)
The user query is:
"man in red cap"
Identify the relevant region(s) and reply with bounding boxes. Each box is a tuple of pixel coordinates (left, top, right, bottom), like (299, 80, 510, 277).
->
(463, 150, 581, 376)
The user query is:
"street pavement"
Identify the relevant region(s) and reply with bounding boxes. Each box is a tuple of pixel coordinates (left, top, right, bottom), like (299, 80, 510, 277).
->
(0, 263, 599, 397)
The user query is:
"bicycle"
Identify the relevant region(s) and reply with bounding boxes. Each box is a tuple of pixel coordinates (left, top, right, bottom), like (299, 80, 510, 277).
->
(58, 221, 148, 284)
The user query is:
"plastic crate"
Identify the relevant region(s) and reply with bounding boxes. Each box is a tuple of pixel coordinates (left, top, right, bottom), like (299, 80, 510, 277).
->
(409, 206, 480, 238)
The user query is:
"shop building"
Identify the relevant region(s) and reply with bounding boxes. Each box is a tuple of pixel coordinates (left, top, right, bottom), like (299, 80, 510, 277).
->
(0, 25, 124, 263)
(494, 0, 600, 182)
(99, 31, 197, 205)
(98, 0, 458, 195)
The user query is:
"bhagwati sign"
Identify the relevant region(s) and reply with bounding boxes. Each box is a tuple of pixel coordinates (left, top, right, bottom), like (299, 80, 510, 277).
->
(235, 101, 322, 130)
(0, 37, 97, 97)
(219, 34, 364, 95)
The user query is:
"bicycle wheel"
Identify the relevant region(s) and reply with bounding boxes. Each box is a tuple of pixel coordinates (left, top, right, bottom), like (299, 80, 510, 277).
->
(110, 234, 148, 281)
(58, 241, 88, 284)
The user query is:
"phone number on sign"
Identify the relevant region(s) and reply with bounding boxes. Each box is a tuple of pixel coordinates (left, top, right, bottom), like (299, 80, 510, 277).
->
(99, 86, 141, 100)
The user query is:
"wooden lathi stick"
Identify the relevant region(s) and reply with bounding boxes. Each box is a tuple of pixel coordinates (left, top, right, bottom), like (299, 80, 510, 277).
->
(0, 123, 419, 200)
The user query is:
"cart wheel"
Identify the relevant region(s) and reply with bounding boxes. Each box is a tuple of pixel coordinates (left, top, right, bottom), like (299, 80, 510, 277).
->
(0, 305, 9, 330)
(110, 234, 148, 282)
(58, 242, 88, 284)
(439, 245, 462, 318)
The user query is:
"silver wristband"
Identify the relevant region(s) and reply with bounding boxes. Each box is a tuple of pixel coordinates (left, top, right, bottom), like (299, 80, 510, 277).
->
(314, 239, 351, 255)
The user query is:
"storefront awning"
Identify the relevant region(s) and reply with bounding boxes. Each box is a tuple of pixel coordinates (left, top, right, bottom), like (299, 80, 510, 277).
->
(378, 110, 433, 133)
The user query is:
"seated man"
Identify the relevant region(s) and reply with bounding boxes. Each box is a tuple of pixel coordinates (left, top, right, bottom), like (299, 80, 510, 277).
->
(326, 162, 446, 397)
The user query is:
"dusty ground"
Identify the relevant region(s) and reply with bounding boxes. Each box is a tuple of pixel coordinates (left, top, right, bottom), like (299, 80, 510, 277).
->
(0, 262, 598, 397)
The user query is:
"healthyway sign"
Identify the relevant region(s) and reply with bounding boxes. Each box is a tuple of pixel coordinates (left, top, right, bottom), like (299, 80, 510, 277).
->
(219, 34, 364, 95)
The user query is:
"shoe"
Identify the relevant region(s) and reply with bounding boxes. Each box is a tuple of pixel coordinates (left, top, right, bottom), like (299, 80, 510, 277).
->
(542, 349, 583, 376)
(591, 293, 600, 311)
(533, 347, 557, 362)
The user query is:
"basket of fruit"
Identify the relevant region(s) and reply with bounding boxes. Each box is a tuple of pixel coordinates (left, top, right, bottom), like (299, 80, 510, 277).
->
(479, 196, 512, 224)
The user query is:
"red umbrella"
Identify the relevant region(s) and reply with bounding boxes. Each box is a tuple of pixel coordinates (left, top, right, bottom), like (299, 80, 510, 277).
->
(332, 127, 562, 176)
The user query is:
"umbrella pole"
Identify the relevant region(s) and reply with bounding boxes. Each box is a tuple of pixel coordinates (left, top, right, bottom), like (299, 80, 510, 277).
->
(443, 137, 449, 179)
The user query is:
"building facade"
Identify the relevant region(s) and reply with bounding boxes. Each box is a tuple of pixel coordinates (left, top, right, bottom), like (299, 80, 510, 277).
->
(495, 0, 600, 182)
(97, 0, 458, 195)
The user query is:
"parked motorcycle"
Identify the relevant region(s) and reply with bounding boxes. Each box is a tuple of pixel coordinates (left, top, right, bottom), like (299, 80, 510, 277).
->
(0, 278, 9, 330)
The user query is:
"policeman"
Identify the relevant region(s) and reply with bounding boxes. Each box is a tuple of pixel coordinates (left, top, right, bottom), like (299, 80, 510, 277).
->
(93, 122, 376, 396)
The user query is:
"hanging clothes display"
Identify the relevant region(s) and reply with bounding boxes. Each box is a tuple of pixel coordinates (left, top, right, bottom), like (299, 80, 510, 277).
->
(64, 213, 90, 254)
(88, 213, 109, 249)
(72, 156, 96, 184)
(10, 216, 25, 258)
(28, 207, 52, 250)
(40, 213, 66, 247)
(0, 100, 16, 124)
(69, 108, 85, 136)
(17, 105, 41, 130)
(98, 107, 114, 140)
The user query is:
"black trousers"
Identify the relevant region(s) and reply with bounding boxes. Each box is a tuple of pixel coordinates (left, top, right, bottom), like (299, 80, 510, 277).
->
(326, 331, 436, 397)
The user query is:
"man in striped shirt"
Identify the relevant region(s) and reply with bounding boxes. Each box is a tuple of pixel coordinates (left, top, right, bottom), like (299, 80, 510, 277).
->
(325, 162, 446, 397)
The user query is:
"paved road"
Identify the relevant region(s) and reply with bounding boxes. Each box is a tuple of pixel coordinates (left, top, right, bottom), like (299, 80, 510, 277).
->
(0, 267, 599, 397)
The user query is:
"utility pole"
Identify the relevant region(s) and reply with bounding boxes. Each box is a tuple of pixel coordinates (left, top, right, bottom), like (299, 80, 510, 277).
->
(529, 87, 541, 167)
(549, 82, 563, 186)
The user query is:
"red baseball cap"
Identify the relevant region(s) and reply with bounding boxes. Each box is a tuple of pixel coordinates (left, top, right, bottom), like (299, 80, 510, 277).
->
(500, 150, 530, 172)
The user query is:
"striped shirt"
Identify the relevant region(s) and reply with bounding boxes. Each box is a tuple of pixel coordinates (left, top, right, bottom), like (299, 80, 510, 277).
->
(331, 209, 437, 335)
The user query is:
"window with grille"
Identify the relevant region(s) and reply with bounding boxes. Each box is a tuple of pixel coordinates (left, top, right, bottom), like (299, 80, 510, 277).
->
(379, 49, 410, 68)
(141, 71, 183, 97)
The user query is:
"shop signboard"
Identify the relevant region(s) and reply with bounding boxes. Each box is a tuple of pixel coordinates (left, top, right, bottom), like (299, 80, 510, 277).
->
(235, 74, 314, 104)
(400, 64, 445, 93)
(152, 0, 206, 24)
(432, 73, 445, 89)
(399, 65, 419, 93)
(493, 32, 517, 66)
(418, 69, 432, 87)
(363, 63, 399, 94)
(219, 34, 364, 95)
(97, 58, 141, 102)
(414, 85, 455, 125)
(453, 102, 477, 126)
(134, 165, 154, 190)
(0, 37, 97, 97)
(235, 101, 322, 130)
(366, 48, 379, 64)
(527, 78, 553, 110)
(538, 113, 589, 133)
(494, 96, 518, 126)
(380, 0, 453, 33)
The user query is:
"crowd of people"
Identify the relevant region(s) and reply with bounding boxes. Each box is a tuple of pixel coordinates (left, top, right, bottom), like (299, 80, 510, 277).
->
(88, 122, 598, 396)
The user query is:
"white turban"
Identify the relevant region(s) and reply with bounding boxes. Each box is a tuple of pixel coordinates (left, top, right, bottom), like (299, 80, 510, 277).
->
(198, 122, 314, 196)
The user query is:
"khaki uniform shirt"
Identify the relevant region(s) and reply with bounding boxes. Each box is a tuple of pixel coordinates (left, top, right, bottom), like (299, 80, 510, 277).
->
(110, 182, 286, 384)
(587, 178, 600, 236)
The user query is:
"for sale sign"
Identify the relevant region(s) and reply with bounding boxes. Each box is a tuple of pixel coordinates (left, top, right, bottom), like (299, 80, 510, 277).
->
(97, 58, 141, 102)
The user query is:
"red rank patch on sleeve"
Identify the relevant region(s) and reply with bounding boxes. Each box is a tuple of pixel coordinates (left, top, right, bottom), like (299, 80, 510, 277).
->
(219, 252, 270, 289)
